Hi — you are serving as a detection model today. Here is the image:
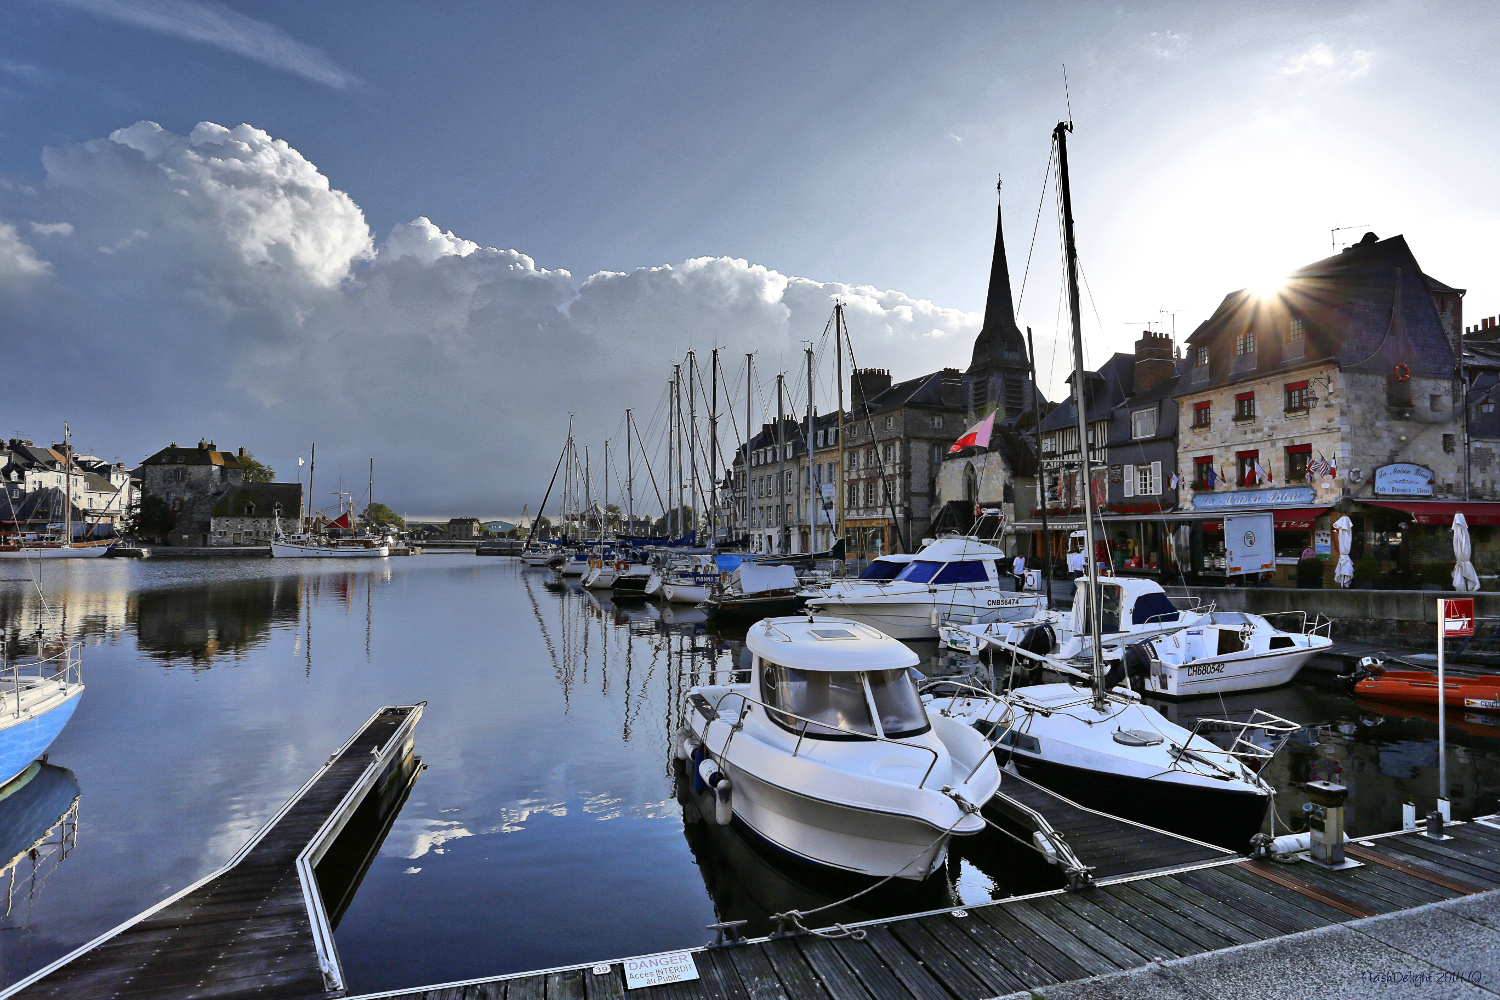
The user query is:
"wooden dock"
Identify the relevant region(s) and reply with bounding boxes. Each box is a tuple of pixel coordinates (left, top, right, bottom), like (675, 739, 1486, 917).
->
(351, 817, 1500, 1000)
(2, 704, 426, 1000)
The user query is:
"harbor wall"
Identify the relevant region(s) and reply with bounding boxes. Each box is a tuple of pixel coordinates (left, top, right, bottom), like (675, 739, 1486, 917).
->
(1162, 584, 1499, 645)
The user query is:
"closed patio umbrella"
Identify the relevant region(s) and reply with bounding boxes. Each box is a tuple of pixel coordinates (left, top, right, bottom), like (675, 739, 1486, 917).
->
(1452, 512, 1480, 592)
(1334, 515, 1354, 588)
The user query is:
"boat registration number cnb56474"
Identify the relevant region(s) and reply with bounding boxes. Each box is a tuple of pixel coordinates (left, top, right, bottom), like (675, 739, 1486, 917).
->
(986, 596, 1025, 607)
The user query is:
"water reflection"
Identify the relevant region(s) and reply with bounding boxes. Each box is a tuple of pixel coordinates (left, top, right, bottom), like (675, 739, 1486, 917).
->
(131, 575, 302, 665)
(0, 763, 80, 928)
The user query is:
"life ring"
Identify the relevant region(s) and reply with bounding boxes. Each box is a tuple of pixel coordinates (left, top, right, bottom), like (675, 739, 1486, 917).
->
(1392, 363, 1410, 383)
(616, 559, 628, 572)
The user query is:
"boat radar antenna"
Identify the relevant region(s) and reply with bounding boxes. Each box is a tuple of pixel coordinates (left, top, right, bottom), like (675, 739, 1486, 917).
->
(1330, 225, 1371, 252)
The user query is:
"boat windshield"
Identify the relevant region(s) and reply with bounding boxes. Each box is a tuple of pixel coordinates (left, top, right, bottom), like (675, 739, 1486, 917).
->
(760, 661, 876, 738)
(866, 669, 931, 738)
(893, 560, 942, 583)
(859, 559, 905, 581)
(931, 561, 988, 584)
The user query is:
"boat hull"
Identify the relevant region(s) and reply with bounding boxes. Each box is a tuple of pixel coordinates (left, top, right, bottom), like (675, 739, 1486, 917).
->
(271, 542, 388, 558)
(559, 562, 588, 577)
(1150, 647, 1319, 699)
(807, 592, 1042, 640)
(662, 582, 710, 604)
(0, 688, 83, 787)
(1356, 670, 1500, 710)
(0, 544, 111, 559)
(1005, 751, 1268, 852)
(717, 758, 958, 880)
(703, 593, 800, 620)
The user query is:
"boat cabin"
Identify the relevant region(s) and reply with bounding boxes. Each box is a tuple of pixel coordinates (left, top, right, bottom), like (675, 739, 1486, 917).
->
(1071, 577, 1183, 636)
(747, 618, 928, 740)
(857, 553, 915, 581)
(882, 537, 1009, 587)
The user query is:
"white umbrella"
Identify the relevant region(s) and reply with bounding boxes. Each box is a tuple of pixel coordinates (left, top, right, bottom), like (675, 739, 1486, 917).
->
(1452, 512, 1480, 592)
(1334, 515, 1354, 588)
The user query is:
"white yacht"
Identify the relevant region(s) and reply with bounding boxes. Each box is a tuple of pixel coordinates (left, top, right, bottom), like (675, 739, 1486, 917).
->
(1126, 611, 1333, 698)
(802, 537, 1043, 640)
(271, 533, 389, 558)
(661, 555, 721, 604)
(928, 682, 1295, 850)
(681, 617, 1000, 879)
(581, 551, 618, 589)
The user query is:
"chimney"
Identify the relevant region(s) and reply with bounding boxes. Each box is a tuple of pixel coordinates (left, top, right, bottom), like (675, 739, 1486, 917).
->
(940, 368, 963, 406)
(1133, 330, 1175, 395)
(238, 447, 247, 460)
(852, 368, 892, 404)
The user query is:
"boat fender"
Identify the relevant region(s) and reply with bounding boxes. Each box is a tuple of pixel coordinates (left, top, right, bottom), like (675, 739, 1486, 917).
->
(1269, 831, 1347, 857)
(1121, 642, 1153, 683)
(697, 757, 722, 789)
(714, 778, 733, 826)
(673, 728, 700, 762)
(1017, 622, 1055, 656)
(690, 746, 707, 791)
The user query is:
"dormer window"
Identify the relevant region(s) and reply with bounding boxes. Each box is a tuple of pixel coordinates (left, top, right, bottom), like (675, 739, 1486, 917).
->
(1235, 330, 1256, 356)
(1130, 408, 1157, 439)
(1195, 346, 1209, 367)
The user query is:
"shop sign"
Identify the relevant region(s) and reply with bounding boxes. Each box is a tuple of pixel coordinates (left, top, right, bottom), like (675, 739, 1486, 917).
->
(1314, 529, 1331, 555)
(1191, 485, 1315, 511)
(1374, 463, 1434, 496)
(1109, 464, 1124, 484)
(1225, 512, 1275, 575)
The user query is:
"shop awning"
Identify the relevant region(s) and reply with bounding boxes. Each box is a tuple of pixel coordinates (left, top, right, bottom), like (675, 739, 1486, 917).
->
(1271, 506, 1333, 529)
(1362, 500, 1500, 526)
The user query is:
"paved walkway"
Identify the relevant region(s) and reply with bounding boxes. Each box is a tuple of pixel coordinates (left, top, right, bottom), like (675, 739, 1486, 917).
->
(1001, 888, 1500, 1000)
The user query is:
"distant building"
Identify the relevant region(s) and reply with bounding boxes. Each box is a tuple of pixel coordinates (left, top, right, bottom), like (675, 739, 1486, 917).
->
(447, 517, 481, 538)
(1, 438, 135, 527)
(136, 439, 299, 546)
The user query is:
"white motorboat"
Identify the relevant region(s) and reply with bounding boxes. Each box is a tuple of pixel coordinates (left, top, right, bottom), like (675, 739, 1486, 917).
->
(940, 576, 1208, 658)
(1126, 611, 1333, 698)
(661, 555, 721, 604)
(681, 616, 1000, 879)
(802, 537, 1044, 640)
(928, 682, 1295, 850)
(558, 551, 589, 577)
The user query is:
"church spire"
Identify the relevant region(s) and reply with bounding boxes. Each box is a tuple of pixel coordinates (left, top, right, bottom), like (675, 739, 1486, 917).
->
(968, 175, 1025, 373)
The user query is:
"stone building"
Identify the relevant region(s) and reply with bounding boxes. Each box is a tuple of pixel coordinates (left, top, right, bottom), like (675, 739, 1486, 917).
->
(1174, 233, 1470, 584)
(209, 483, 303, 545)
(136, 439, 299, 546)
(1, 439, 135, 528)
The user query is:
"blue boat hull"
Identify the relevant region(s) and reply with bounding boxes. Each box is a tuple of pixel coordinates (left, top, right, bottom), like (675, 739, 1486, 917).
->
(0, 690, 83, 787)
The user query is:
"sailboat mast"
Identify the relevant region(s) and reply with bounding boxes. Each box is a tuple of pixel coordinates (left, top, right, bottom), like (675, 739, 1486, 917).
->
(585, 444, 592, 541)
(369, 458, 374, 526)
(688, 350, 699, 539)
(709, 348, 719, 546)
(805, 344, 816, 553)
(626, 408, 634, 534)
(63, 422, 71, 545)
(1028, 326, 1054, 608)
(1054, 119, 1107, 708)
(776, 372, 787, 555)
(603, 438, 610, 539)
(836, 304, 846, 549)
(745, 353, 753, 543)
(309, 443, 316, 532)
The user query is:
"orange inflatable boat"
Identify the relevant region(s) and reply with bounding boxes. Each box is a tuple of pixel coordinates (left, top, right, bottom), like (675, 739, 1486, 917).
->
(1355, 669, 1500, 710)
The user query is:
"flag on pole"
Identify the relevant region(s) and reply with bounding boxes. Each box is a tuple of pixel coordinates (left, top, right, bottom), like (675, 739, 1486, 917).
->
(298, 457, 305, 467)
(1170, 473, 1180, 489)
(1205, 464, 1217, 487)
(1255, 459, 1272, 485)
(948, 412, 996, 454)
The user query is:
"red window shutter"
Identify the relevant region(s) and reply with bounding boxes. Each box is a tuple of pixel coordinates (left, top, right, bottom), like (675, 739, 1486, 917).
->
(1235, 391, 1255, 402)
(1194, 401, 1211, 410)
(1286, 443, 1312, 454)
(1286, 380, 1309, 391)
(1237, 450, 1260, 459)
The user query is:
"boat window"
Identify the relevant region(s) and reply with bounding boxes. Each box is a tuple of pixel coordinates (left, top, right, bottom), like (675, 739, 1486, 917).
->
(1269, 636, 1295, 651)
(1131, 592, 1180, 625)
(1077, 584, 1123, 635)
(931, 560, 988, 585)
(866, 669, 931, 738)
(1217, 629, 1248, 655)
(893, 560, 943, 583)
(859, 559, 904, 581)
(761, 663, 876, 738)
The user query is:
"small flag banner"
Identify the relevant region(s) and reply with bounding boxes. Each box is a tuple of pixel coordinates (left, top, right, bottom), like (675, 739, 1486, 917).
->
(948, 412, 995, 454)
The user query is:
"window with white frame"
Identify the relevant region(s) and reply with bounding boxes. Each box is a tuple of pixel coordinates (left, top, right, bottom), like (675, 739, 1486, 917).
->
(1235, 329, 1256, 356)
(885, 416, 895, 430)
(1130, 408, 1157, 439)
(931, 415, 943, 428)
(1121, 462, 1162, 497)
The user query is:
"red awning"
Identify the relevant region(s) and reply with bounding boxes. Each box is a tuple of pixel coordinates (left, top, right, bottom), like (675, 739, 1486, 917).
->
(1363, 501, 1500, 526)
(1273, 506, 1333, 529)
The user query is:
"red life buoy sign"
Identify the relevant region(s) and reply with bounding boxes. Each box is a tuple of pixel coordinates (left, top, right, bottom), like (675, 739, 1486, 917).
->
(1392, 363, 1410, 382)
(616, 560, 627, 572)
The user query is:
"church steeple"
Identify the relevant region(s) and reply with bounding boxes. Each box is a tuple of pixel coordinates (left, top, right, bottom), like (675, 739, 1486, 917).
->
(969, 175, 1025, 373)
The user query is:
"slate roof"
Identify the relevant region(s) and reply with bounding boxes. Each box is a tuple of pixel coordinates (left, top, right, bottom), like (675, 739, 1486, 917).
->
(857, 370, 964, 415)
(139, 445, 244, 468)
(1041, 353, 1135, 432)
(1181, 233, 1459, 390)
(209, 483, 302, 518)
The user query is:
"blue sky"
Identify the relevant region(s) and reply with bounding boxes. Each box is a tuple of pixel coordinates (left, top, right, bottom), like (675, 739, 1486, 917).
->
(1, 0, 1497, 515)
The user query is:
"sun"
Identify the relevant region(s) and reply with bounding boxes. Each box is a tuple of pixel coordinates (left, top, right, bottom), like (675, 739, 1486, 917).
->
(1250, 273, 1287, 299)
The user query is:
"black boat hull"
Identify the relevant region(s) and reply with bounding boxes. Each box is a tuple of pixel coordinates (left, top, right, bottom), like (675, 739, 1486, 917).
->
(1004, 751, 1269, 852)
(702, 593, 801, 620)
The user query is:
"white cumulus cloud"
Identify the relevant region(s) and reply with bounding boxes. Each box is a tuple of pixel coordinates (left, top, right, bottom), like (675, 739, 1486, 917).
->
(1280, 43, 1372, 80)
(0, 121, 978, 513)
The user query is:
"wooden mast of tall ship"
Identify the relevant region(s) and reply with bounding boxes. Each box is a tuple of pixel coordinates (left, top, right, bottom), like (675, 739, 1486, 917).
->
(1055, 118, 1107, 709)
(709, 348, 719, 545)
(805, 343, 816, 551)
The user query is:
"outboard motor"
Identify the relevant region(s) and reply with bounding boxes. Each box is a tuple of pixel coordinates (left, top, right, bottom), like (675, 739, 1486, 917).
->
(1121, 642, 1153, 685)
(1016, 622, 1055, 657)
(1101, 658, 1126, 691)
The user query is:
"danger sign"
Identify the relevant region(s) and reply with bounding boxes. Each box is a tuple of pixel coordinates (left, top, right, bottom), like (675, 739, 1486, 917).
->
(1442, 598, 1475, 637)
(623, 951, 700, 989)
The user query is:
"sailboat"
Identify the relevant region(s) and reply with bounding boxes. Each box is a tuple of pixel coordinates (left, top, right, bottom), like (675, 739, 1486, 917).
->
(927, 123, 1296, 851)
(272, 492, 389, 558)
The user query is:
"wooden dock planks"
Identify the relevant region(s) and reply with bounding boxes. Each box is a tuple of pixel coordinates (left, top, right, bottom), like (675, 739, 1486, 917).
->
(6, 705, 423, 1000)
(360, 821, 1500, 1000)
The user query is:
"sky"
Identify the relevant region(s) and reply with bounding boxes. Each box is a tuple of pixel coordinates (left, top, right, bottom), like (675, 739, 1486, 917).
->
(1, 0, 1497, 517)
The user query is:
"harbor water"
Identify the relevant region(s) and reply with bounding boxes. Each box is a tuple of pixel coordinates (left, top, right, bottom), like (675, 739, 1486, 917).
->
(0, 556, 1497, 993)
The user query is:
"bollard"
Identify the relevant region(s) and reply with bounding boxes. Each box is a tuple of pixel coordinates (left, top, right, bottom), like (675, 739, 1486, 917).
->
(1425, 809, 1452, 841)
(1305, 780, 1349, 867)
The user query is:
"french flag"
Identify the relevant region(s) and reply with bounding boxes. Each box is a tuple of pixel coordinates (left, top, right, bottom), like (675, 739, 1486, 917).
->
(948, 412, 996, 454)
